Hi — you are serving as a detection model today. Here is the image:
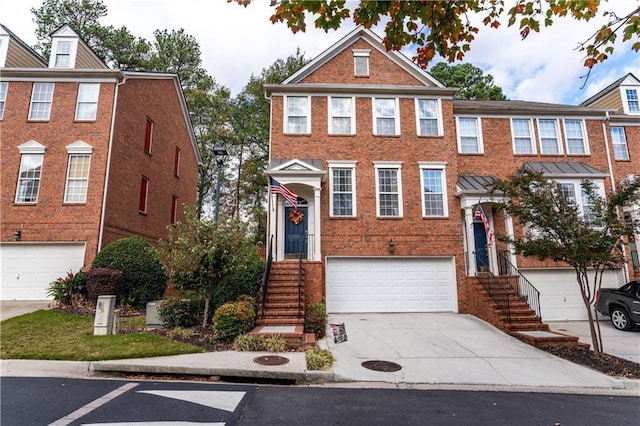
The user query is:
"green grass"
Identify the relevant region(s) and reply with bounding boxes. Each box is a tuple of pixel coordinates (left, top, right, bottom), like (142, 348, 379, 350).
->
(0, 310, 203, 361)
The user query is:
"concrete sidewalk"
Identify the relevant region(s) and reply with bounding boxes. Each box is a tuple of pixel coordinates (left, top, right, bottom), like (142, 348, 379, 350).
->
(2, 311, 639, 395)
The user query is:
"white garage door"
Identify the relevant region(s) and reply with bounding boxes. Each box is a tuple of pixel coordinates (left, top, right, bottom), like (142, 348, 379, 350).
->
(0, 243, 86, 300)
(524, 269, 623, 321)
(326, 257, 457, 313)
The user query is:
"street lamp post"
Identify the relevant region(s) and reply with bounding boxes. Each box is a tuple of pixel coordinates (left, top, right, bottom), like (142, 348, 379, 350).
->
(213, 146, 227, 222)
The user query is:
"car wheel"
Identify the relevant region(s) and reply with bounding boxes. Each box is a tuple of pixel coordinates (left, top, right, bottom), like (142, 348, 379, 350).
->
(610, 307, 633, 331)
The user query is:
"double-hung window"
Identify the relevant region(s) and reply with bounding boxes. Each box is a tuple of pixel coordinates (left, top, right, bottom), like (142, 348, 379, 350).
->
(537, 119, 561, 154)
(456, 117, 482, 153)
(625, 89, 639, 113)
(55, 40, 72, 66)
(373, 98, 399, 136)
(15, 141, 47, 203)
(75, 83, 100, 120)
(511, 119, 534, 154)
(374, 162, 402, 217)
(611, 127, 629, 160)
(0, 82, 7, 119)
(28, 82, 54, 121)
(328, 161, 357, 217)
(416, 99, 440, 136)
(64, 154, 91, 203)
(285, 96, 310, 134)
(564, 119, 588, 154)
(328, 97, 354, 134)
(556, 180, 604, 225)
(353, 49, 370, 77)
(419, 163, 447, 217)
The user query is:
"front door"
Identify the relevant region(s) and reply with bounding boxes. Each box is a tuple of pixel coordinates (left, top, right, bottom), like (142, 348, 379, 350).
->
(285, 205, 308, 258)
(473, 221, 489, 271)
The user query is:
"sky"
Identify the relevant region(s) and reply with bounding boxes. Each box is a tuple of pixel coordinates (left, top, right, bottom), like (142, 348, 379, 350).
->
(2, 0, 639, 105)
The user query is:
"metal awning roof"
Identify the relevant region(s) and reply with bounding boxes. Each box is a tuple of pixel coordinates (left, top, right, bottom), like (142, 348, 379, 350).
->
(522, 162, 608, 178)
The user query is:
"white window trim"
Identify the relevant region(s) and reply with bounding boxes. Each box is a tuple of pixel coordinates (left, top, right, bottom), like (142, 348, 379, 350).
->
(511, 118, 536, 154)
(15, 141, 46, 204)
(63, 154, 91, 203)
(0, 81, 8, 120)
(562, 118, 590, 155)
(555, 178, 605, 219)
(353, 49, 370, 77)
(372, 97, 400, 136)
(49, 37, 78, 68)
(611, 127, 630, 160)
(374, 161, 403, 218)
(455, 116, 483, 154)
(327, 96, 356, 135)
(283, 95, 311, 134)
(63, 141, 93, 203)
(536, 118, 563, 155)
(28, 82, 55, 121)
(621, 87, 640, 115)
(328, 160, 357, 217)
(418, 161, 448, 218)
(0, 36, 9, 67)
(415, 98, 443, 136)
(75, 83, 100, 121)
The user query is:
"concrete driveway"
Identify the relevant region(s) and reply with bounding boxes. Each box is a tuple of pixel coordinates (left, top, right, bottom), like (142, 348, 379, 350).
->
(321, 313, 627, 388)
(0, 300, 52, 322)
(548, 319, 640, 363)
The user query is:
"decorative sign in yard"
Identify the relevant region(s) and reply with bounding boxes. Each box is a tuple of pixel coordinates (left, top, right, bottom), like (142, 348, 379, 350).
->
(330, 323, 348, 344)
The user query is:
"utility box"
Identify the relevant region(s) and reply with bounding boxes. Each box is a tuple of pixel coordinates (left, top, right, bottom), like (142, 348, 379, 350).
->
(146, 300, 164, 330)
(93, 295, 116, 335)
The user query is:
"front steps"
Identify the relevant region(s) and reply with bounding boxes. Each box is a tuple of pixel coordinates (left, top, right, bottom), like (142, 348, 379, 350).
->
(252, 262, 313, 349)
(472, 274, 585, 349)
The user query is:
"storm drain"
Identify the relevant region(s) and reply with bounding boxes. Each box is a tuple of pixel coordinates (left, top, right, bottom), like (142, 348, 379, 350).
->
(253, 355, 290, 366)
(361, 360, 402, 372)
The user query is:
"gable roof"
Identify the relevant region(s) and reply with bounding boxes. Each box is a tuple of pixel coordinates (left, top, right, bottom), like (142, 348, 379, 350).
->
(49, 24, 109, 69)
(282, 26, 444, 88)
(0, 23, 48, 68)
(580, 73, 640, 107)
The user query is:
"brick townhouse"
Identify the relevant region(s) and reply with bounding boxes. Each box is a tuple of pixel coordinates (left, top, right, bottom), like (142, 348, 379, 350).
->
(0, 24, 201, 300)
(261, 27, 639, 327)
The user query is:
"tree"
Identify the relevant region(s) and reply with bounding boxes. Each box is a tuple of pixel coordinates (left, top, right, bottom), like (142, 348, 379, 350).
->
(492, 169, 640, 357)
(158, 208, 261, 326)
(233, 0, 640, 71)
(429, 63, 507, 100)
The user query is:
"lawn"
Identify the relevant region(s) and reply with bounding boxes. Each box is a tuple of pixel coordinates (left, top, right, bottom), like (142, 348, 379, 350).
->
(0, 310, 203, 361)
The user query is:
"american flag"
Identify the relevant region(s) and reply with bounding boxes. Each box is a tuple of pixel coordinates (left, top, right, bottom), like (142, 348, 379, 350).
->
(270, 177, 298, 208)
(474, 203, 495, 245)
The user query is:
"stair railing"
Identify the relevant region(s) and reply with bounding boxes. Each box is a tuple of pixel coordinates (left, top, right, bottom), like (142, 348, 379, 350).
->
(475, 270, 511, 323)
(261, 235, 274, 317)
(497, 250, 542, 320)
(298, 252, 303, 315)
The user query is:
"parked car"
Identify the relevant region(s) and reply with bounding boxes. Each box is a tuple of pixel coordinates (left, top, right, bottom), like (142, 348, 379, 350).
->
(596, 281, 640, 331)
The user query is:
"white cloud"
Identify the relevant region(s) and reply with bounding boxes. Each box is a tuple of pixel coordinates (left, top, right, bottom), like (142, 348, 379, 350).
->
(3, 0, 638, 102)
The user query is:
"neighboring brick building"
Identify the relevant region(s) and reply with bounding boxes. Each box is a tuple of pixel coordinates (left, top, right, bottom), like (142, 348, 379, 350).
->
(264, 27, 639, 322)
(0, 24, 201, 300)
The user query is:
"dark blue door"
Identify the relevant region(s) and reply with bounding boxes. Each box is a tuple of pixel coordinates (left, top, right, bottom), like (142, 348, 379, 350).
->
(285, 206, 307, 257)
(474, 221, 489, 270)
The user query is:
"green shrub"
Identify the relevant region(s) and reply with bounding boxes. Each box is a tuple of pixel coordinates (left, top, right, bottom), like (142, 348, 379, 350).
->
(47, 270, 86, 305)
(211, 254, 264, 312)
(92, 236, 167, 308)
(232, 333, 287, 352)
(212, 299, 256, 342)
(85, 268, 123, 304)
(306, 347, 334, 370)
(304, 303, 327, 338)
(158, 297, 203, 328)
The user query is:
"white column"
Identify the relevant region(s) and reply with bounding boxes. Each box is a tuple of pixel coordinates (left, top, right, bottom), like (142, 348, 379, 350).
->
(313, 186, 322, 261)
(464, 206, 476, 276)
(504, 213, 517, 267)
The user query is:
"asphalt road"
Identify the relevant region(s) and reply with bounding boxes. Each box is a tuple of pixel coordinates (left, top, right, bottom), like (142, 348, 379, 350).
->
(1, 377, 638, 425)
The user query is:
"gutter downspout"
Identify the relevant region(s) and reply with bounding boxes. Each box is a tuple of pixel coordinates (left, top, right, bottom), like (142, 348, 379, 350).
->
(98, 74, 126, 252)
(265, 91, 274, 257)
(602, 111, 629, 282)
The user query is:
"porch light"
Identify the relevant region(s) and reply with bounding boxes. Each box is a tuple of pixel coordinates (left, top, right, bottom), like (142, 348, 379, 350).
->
(388, 239, 395, 254)
(14, 230, 21, 241)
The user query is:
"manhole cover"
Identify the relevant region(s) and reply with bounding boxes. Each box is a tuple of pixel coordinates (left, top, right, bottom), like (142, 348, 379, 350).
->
(253, 355, 290, 366)
(361, 360, 402, 372)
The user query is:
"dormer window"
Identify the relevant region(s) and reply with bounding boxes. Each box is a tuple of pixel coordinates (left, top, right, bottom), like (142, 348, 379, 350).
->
(353, 49, 370, 77)
(625, 89, 639, 113)
(55, 41, 72, 66)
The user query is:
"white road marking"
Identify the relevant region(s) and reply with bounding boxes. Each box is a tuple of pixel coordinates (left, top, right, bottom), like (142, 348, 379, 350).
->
(137, 390, 246, 412)
(48, 382, 139, 426)
(82, 422, 225, 425)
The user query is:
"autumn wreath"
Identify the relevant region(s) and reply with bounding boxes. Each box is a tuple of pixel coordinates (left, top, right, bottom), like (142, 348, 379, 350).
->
(288, 209, 304, 225)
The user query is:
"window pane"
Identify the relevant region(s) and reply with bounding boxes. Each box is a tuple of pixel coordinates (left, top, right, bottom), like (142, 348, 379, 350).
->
(15, 154, 44, 203)
(378, 169, 399, 216)
(29, 83, 54, 120)
(539, 120, 559, 154)
(626, 89, 639, 112)
(65, 154, 91, 203)
(458, 118, 479, 153)
(55, 41, 71, 66)
(332, 168, 354, 216)
(354, 56, 368, 76)
(287, 96, 308, 133)
(330, 98, 352, 134)
(512, 120, 533, 154)
(0, 81, 7, 119)
(422, 169, 444, 216)
(611, 127, 629, 160)
(75, 83, 100, 120)
(565, 120, 585, 154)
